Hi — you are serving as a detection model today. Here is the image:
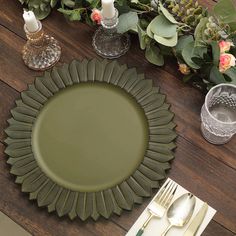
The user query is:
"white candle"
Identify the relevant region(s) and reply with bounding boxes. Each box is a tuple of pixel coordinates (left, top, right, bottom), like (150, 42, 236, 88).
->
(102, 0, 115, 19)
(23, 10, 39, 32)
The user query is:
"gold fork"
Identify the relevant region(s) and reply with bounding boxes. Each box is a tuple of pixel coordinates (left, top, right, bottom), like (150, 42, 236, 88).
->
(136, 179, 178, 236)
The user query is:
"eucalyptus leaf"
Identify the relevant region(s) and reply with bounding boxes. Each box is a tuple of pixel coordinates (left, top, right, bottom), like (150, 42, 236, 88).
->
(29, 5, 51, 20)
(154, 33, 178, 47)
(116, 0, 124, 6)
(213, 0, 236, 24)
(224, 67, 236, 84)
(139, 0, 149, 3)
(139, 18, 149, 29)
(130, 25, 138, 33)
(85, 12, 93, 26)
(191, 57, 204, 66)
(175, 35, 194, 55)
(210, 66, 226, 84)
(229, 22, 236, 31)
(159, 3, 178, 24)
(159, 44, 173, 56)
(203, 53, 212, 63)
(61, 0, 75, 8)
(40, 3, 47, 11)
(182, 43, 207, 69)
(194, 17, 208, 47)
(137, 24, 147, 50)
(195, 46, 208, 59)
(150, 15, 177, 38)
(182, 41, 200, 69)
(86, 0, 100, 8)
(145, 44, 164, 66)
(146, 23, 154, 39)
(58, 8, 85, 21)
(50, 0, 58, 8)
(115, 2, 131, 14)
(210, 41, 220, 66)
(230, 44, 236, 57)
(28, 0, 40, 8)
(117, 12, 139, 34)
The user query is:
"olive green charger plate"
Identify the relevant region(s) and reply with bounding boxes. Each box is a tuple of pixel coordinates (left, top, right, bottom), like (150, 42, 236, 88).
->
(4, 58, 177, 221)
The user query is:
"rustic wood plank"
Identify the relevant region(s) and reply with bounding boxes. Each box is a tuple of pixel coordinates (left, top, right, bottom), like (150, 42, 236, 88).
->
(0, 0, 236, 236)
(0, 25, 38, 91)
(0, 81, 19, 142)
(0, 0, 26, 38)
(203, 222, 235, 236)
(0, 143, 126, 236)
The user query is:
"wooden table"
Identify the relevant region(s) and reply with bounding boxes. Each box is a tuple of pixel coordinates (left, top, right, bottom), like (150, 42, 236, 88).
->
(0, 1, 235, 235)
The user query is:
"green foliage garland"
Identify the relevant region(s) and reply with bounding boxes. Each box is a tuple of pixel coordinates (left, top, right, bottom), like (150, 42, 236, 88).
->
(19, 0, 236, 90)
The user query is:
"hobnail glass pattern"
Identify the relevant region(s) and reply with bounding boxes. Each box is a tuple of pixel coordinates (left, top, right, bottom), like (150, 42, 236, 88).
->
(201, 84, 236, 144)
(22, 21, 61, 71)
(92, 9, 130, 59)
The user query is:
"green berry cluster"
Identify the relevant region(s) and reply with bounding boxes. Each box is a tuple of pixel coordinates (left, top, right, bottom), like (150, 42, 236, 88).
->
(167, 0, 207, 29)
(204, 16, 230, 42)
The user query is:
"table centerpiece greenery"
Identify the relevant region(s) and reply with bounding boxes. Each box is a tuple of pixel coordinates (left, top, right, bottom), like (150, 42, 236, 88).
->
(18, 0, 236, 90)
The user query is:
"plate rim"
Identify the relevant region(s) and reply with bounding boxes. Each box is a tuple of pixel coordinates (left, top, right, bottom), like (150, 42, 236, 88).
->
(4, 58, 177, 221)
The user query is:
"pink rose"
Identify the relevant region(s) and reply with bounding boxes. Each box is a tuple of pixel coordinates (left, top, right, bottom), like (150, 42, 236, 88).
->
(91, 9, 102, 25)
(219, 41, 234, 53)
(219, 53, 236, 73)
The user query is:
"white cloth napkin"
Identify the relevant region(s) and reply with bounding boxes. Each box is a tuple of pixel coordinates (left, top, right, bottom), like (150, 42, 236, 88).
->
(126, 178, 216, 236)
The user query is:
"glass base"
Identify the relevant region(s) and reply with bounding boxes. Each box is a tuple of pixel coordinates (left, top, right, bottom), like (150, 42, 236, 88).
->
(201, 123, 233, 145)
(22, 35, 61, 71)
(92, 27, 130, 59)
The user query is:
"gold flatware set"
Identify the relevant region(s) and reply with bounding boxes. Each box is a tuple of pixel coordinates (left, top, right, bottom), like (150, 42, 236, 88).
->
(136, 179, 208, 236)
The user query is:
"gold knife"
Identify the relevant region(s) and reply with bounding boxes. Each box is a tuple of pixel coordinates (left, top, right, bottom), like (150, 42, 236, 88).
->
(183, 202, 208, 236)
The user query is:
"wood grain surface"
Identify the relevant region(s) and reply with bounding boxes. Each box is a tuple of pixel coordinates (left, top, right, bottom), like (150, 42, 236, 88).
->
(0, 0, 235, 235)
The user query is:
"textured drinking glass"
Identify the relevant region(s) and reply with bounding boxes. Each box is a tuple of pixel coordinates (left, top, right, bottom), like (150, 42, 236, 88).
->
(201, 83, 236, 144)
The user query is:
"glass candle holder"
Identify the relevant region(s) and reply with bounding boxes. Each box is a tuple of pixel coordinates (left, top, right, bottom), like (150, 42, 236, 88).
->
(22, 21, 61, 71)
(92, 9, 130, 59)
(201, 83, 236, 145)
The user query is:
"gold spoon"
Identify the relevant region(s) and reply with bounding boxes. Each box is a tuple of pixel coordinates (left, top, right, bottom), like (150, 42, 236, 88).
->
(161, 193, 196, 236)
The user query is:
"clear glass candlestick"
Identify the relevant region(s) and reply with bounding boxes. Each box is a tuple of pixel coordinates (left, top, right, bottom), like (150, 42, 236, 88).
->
(201, 83, 236, 145)
(22, 21, 61, 71)
(92, 9, 130, 59)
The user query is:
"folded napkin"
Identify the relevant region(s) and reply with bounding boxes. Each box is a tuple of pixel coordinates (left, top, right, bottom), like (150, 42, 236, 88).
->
(0, 211, 31, 236)
(126, 178, 216, 236)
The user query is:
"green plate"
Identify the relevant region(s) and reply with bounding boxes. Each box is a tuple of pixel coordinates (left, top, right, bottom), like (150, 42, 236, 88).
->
(4, 58, 177, 220)
(33, 82, 148, 192)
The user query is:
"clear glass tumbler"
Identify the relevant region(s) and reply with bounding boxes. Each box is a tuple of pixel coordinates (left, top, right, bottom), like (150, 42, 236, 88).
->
(201, 83, 236, 145)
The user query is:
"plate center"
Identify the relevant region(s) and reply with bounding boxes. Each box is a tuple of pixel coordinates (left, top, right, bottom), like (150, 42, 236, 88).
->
(32, 82, 148, 192)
